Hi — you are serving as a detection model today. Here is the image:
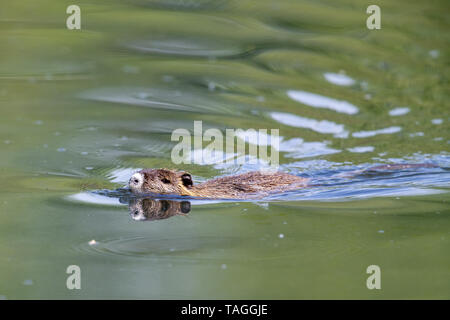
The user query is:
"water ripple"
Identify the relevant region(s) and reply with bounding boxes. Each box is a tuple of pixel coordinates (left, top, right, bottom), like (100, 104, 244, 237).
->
(389, 107, 410, 116)
(270, 111, 349, 138)
(125, 37, 245, 58)
(323, 72, 356, 86)
(287, 90, 359, 114)
(76, 235, 240, 260)
(80, 87, 240, 115)
(352, 126, 402, 138)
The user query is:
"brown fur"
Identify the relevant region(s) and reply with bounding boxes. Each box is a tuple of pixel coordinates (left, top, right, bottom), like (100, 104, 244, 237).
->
(129, 168, 309, 199)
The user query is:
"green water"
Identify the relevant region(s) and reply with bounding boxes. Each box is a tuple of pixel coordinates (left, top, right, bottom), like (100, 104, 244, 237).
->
(0, 0, 449, 299)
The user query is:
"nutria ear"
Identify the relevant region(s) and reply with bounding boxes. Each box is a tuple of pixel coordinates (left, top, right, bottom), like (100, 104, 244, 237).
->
(180, 172, 193, 188)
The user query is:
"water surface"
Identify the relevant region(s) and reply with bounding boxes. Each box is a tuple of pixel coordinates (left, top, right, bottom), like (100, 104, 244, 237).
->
(0, 0, 449, 299)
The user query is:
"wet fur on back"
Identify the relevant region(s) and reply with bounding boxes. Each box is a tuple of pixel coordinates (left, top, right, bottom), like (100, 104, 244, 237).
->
(129, 169, 309, 199)
(191, 171, 308, 199)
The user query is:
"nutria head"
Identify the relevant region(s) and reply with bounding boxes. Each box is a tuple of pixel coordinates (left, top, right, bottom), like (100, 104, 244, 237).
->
(128, 168, 193, 195)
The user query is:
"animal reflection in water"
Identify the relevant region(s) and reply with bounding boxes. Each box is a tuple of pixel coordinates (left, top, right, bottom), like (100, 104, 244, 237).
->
(127, 198, 191, 221)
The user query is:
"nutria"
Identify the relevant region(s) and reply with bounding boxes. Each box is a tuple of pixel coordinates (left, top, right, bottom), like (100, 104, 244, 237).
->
(128, 164, 437, 200)
(128, 169, 309, 199)
(129, 198, 190, 221)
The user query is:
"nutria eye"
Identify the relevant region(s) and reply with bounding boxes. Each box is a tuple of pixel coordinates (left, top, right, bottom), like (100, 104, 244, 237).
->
(161, 178, 170, 184)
